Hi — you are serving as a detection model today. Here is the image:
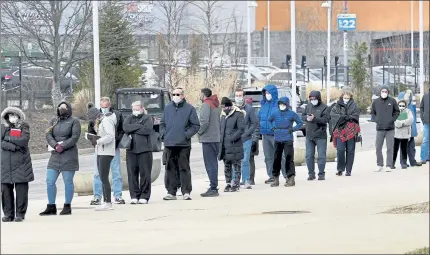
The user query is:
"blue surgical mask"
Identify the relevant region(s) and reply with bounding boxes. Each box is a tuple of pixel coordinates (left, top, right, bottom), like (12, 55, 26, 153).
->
(101, 108, 109, 114)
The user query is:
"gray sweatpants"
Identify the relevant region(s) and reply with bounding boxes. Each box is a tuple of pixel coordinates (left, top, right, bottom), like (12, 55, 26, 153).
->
(375, 129, 395, 167)
(262, 135, 286, 178)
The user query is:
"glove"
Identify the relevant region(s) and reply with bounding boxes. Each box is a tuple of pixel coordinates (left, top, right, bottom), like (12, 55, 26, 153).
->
(90, 137, 98, 147)
(4, 136, 11, 142)
(55, 144, 64, 153)
(251, 141, 257, 152)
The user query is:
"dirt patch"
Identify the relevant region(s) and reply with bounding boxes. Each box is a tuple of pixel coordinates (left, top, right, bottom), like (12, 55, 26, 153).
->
(382, 202, 430, 214)
(405, 247, 429, 254)
(24, 110, 92, 155)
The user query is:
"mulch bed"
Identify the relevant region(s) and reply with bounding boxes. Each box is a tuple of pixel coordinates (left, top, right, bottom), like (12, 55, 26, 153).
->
(381, 202, 430, 214)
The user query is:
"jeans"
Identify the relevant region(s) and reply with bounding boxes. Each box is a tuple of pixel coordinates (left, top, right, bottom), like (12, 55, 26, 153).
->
(241, 140, 252, 183)
(93, 148, 122, 199)
(305, 137, 327, 176)
(262, 135, 286, 178)
(46, 169, 75, 205)
(400, 137, 418, 166)
(375, 129, 395, 167)
(202, 143, 219, 190)
(421, 124, 429, 162)
(336, 137, 356, 173)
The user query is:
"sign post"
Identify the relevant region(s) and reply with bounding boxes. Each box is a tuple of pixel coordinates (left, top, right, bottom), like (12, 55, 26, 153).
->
(337, 13, 356, 85)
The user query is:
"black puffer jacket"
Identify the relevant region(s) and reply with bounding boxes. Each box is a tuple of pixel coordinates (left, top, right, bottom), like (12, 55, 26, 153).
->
(46, 101, 82, 171)
(218, 106, 245, 162)
(123, 112, 154, 154)
(1, 107, 34, 183)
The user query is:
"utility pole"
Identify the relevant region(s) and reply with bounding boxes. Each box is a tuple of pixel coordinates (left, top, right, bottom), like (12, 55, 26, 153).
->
(92, 1, 101, 108)
(0, 1, 3, 182)
(267, 1, 271, 65)
(19, 37, 23, 109)
(343, 0, 348, 82)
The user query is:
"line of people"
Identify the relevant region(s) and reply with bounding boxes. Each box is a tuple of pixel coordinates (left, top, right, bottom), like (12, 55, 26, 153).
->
(1, 85, 428, 221)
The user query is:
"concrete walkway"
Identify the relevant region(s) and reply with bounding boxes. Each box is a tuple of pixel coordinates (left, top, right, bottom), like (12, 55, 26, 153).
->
(1, 149, 429, 254)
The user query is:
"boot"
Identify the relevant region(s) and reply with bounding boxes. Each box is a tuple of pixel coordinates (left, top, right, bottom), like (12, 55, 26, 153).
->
(285, 176, 295, 187)
(59, 204, 72, 215)
(39, 204, 57, 216)
(270, 176, 280, 187)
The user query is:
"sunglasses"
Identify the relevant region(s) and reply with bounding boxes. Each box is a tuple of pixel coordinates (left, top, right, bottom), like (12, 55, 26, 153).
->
(172, 93, 181, 96)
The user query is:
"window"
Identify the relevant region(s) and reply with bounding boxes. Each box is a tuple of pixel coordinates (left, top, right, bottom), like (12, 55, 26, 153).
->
(117, 92, 163, 113)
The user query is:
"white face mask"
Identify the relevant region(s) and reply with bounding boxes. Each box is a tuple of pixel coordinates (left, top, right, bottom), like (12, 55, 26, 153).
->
(381, 92, 388, 99)
(343, 98, 350, 104)
(172, 96, 182, 104)
(132, 110, 141, 116)
(8, 115, 18, 124)
(101, 108, 109, 114)
(279, 105, 287, 111)
(265, 94, 272, 101)
(235, 97, 244, 105)
(399, 105, 406, 110)
(310, 100, 318, 106)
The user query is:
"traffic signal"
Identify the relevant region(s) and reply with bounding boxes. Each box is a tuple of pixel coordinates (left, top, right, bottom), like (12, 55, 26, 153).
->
(301, 55, 307, 68)
(286, 55, 291, 67)
(323, 56, 327, 67)
(335, 56, 339, 66)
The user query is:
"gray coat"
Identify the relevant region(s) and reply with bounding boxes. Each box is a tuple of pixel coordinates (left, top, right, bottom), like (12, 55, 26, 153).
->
(46, 101, 82, 172)
(420, 92, 429, 124)
(394, 108, 414, 139)
(1, 107, 34, 184)
(95, 113, 117, 156)
(198, 95, 221, 143)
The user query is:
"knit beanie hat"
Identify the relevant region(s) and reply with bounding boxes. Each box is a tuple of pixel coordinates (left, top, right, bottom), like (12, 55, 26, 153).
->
(87, 102, 101, 121)
(221, 97, 233, 107)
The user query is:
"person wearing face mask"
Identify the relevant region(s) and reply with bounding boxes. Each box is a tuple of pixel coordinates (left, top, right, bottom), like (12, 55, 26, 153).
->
(419, 84, 430, 165)
(392, 100, 414, 169)
(1, 107, 34, 222)
(87, 97, 126, 206)
(123, 101, 154, 204)
(246, 97, 260, 185)
(233, 88, 257, 189)
(40, 102, 81, 216)
(160, 87, 200, 201)
(268, 97, 303, 187)
(397, 90, 422, 167)
(329, 91, 360, 176)
(218, 97, 245, 192)
(258, 84, 287, 184)
(371, 86, 400, 172)
(303, 91, 330, 181)
(197, 88, 221, 197)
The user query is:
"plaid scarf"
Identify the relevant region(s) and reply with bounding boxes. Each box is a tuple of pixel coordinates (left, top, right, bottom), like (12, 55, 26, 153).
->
(333, 121, 361, 148)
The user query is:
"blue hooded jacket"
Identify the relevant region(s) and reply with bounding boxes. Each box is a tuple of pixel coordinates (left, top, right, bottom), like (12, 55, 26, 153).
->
(268, 97, 303, 142)
(398, 91, 418, 137)
(258, 84, 279, 135)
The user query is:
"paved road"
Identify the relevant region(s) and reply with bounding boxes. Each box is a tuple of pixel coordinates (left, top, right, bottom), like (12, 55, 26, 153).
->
(30, 117, 423, 201)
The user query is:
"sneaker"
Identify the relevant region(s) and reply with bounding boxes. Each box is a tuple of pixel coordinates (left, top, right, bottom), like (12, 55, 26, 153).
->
(318, 175, 325, 181)
(138, 199, 148, 204)
(249, 180, 255, 185)
(421, 161, 427, 165)
(240, 181, 245, 186)
(163, 194, 177, 201)
(114, 197, 125, 204)
(200, 188, 219, 197)
(375, 166, 384, 172)
(183, 193, 192, 200)
(224, 185, 232, 192)
(401, 164, 408, 169)
(14, 216, 24, 222)
(130, 198, 138, 204)
(336, 171, 343, 176)
(244, 181, 252, 189)
(95, 203, 113, 211)
(307, 175, 316, 181)
(345, 172, 351, 176)
(90, 197, 101, 205)
(264, 177, 274, 184)
(2, 216, 14, 222)
(230, 185, 239, 192)
(412, 162, 422, 167)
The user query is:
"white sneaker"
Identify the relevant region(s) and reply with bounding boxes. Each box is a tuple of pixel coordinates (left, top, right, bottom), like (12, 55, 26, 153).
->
(375, 166, 384, 172)
(95, 202, 113, 211)
(385, 167, 392, 172)
(130, 198, 138, 204)
(138, 199, 148, 204)
(244, 181, 253, 190)
(183, 193, 192, 200)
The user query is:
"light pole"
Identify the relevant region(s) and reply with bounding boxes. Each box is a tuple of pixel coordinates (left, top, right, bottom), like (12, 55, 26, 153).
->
(267, 1, 271, 65)
(342, 0, 348, 82)
(419, 0, 424, 99)
(92, 1, 101, 108)
(322, 1, 332, 104)
(247, 1, 258, 87)
(411, 0, 414, 66)
(291, 0, 297, 142)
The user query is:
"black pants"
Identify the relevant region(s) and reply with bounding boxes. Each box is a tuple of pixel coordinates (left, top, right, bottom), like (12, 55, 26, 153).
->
(97, 155, 114, 203)
(400, 137, 419, 166)
(250, 155, 255, 182)
(393, 138, 408, 166)
(1, 182, 29, 219)
(272, 141, 295, 178)
(126, 151, 153, 201)
(165, 146, 192, 196)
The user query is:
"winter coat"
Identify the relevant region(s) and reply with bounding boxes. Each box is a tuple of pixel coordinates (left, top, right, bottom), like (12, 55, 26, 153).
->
(219, 106, 245, 162)
(303, 91, 330, 140)
(398, 91, 418, 137)
(394, 108, 414, 139)
(198, 95, 221, 143)
(268, 97, 303, 142)
(249, 101, 260, 156)
(238, 103, 258, 142)
(123, 113, 154, 154)
(160, 99, 200, 147)
(95, 112, 117, 156)
(258, 84, 279, 135)
(420, 92, 430, 125)
(46, 101, 82, 172)
(88, 109, 124, 148)
(329, 99, 360, 135)
(371, 87, 400, 131)
(1, 107, 34, 184)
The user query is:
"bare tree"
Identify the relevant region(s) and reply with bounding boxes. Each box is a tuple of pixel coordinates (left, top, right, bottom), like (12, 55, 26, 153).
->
(1, 1, 93, 106)
(227, 11, 245, 67)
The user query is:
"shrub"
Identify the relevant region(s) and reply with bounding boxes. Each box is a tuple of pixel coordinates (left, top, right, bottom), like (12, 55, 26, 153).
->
(72, 88, 94, 118)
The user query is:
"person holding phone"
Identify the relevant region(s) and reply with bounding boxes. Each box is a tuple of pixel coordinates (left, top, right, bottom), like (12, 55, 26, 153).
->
(1, 107, 34, 222)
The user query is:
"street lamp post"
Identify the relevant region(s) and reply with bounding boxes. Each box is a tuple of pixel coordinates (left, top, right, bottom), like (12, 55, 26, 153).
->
(92, 1, 101, 108)
(291, 0, 297, 142)
(247, 1, 258, 87)
(418, 0, 424, 99)
(267, 1, 271, 65)
(322, 1, 332, 104)
(411, 0, 414, 66)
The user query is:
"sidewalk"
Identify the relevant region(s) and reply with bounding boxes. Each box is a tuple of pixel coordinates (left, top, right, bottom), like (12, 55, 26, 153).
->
(1, 149, 429, 254)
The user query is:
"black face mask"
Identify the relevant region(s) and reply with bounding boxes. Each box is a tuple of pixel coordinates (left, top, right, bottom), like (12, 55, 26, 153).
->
(224, 108, 231, 115)
(59, 108, 68, 116)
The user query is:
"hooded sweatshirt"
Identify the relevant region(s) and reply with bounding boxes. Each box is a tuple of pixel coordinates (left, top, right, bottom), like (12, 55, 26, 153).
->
(371, 86, 400, 131)
(258, 84, 279, 135)
(198, 95, 221, 143)
(268, 97, 303, 142)
(303, 91, 330, 140)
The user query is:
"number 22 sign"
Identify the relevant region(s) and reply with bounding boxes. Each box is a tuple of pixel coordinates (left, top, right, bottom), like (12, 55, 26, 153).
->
(337, 14, 356, 31)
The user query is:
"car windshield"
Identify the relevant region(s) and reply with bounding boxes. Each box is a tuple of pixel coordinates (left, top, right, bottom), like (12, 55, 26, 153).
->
(117, 92, 163, 113)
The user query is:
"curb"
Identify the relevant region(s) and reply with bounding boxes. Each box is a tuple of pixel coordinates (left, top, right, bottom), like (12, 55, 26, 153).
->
(31, 148, 95, 161)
